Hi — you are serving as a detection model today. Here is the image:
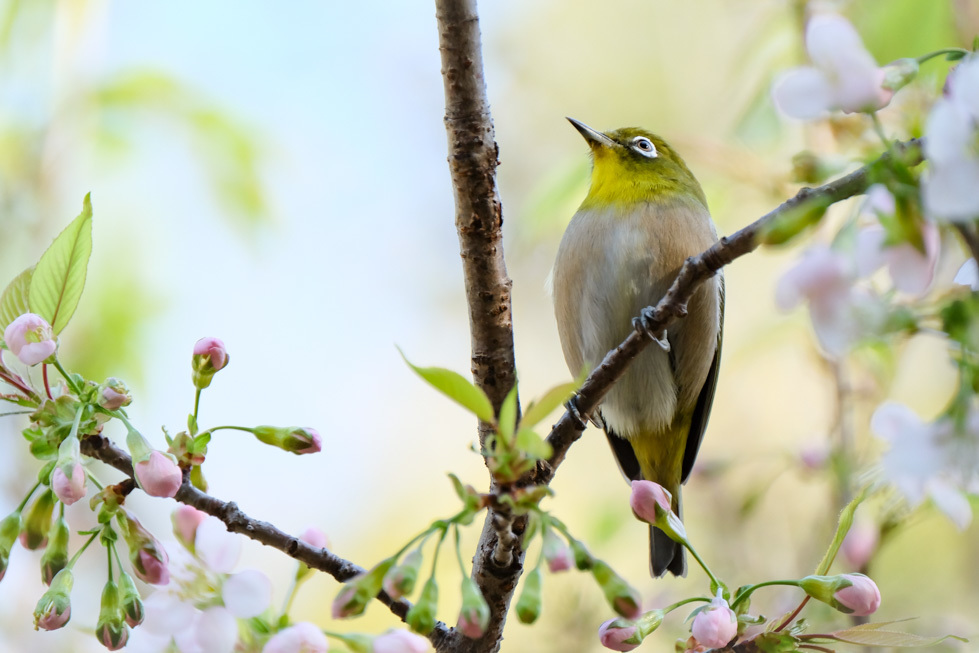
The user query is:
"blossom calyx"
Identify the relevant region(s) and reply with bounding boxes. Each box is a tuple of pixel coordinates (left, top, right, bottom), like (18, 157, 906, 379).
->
(118, 572, 145, 627)
(457, 577, 490, 639)
(192, 337, 229, 389)
(591, 560, 642, 619)
(405, 577, 439, 635)
(99, 377, 133, 411)
(39, 516, 70, 585)
(799, 573, 881, 616)
(332, 557, 396, 619)
(33, 568, 73, 631)
(119, 511, 170, 585)
(515, 567, 542, 624)
(251, 425, 322, 455)
(21, 488, 56, 550)
(95, 579, 129, 650)
(382, 549, 423, 599)
(542, 529, 572, 573)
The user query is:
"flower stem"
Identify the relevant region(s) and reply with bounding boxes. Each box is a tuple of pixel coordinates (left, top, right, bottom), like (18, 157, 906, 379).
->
(193, 388, 202, 425)
(663, 596, 711, 614)
(66, 531, 100, 569)
(916, 48, 970, 64)
(731, 579, 802, 610)
(52, 358, 81, 395)
(17, 480, 42, 512)
(679, 538, 722, 591)
(42, 364, 52, 400)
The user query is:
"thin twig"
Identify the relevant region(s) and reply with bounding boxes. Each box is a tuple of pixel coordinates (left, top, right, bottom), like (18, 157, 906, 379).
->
(77, 434, 456, 649)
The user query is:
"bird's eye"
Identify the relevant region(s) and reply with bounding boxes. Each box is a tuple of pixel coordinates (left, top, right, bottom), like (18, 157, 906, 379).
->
(632, 137, 657, 158)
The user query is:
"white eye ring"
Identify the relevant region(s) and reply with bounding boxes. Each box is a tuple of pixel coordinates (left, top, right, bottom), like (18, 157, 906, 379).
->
(632, 137, 657, 158)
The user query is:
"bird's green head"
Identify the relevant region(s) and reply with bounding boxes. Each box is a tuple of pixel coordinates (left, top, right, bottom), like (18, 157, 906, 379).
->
(568, 118, 707, 211)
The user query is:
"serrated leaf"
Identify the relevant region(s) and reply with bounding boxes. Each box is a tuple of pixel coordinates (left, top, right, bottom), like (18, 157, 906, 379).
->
(0, 267, 34, 332)
(521, 381, 578, 429)
(831, 620, 967, 647)
(515, 429, 553, 460)
(498, 385, 518, 441)
(29, 194, 94, 334)
(399, 348, 494, 423)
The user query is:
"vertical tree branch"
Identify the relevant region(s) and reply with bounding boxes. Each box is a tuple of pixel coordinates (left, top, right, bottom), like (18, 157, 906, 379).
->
(435, 0, 523, 651)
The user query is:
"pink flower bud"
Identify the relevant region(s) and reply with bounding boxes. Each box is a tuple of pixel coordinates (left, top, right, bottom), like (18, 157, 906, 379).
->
(172, 505, 208, 549)
(99, 378, 132, 411)
(841, 522, 878, 569)
(3, 313, 56, 366)
(542, 530, 572, 573)
(332, 580, 363, 619)
(300, 526, 329, 549)
(598, 619, 640, 652)
(691, 597, 738, 649)
(135, 549, 169, 586)
(34, 569, 73, 631)
(629, 480, 672, 524)
(194, 337, 228, 371)
(135, 451, 183, 498)
(263, 622, 329, 653)
(52, 463, 86, 505)
(834, 573, 881, 616)
(372, 629, 430, 653)
(290, 427, 321, 454)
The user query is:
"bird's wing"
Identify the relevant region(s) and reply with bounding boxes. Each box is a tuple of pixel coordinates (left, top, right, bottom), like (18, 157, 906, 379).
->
(603, 417, 642, 482)
(680, 274, 724, 484)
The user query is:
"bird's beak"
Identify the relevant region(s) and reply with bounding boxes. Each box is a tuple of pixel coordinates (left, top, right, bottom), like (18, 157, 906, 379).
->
(567, 117, 617, 149)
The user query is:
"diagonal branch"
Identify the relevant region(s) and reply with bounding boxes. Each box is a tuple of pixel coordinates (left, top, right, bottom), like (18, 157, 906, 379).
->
(538, 139, 925, 483)
(78, 434, 457, 650)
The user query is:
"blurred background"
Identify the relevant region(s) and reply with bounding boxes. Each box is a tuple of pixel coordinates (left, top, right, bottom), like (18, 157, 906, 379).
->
(0, 0, 977, 650)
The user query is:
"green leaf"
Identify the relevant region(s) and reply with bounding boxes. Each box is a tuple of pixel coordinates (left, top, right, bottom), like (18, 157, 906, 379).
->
(398, 348, 494, 423)
(497, 385, 518, 440)
(0, 267, 34, 333)
(947, 50, 967, 61)
(515, 429, 553, 461)
(814, 486, 868, 575)
(521, 381, 578, 429)
(757, 195, 832, 246)
(830, 620, 968, 647)
(29, 194, 94, 334)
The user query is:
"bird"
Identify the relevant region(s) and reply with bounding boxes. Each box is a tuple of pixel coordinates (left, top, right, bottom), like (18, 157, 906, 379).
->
(552, 118, 724, 577)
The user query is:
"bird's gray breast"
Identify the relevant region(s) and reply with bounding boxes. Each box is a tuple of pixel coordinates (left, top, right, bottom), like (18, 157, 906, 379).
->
(552, 200, 721, 439)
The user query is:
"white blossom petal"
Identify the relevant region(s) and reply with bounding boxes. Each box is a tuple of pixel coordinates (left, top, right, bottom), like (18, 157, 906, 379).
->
(884, 222, 940, 295)
(953, 259, 979, 290)
(806, 14, 867, 71)
(870, 401, 924, 442)
(263, 622, 329, 653)
(855, 226, 887, 279)
(223, 569, 272, 618)
(928, 479, 973, 530)
(950, 56, 979, 121)
(173, 608, 204, 653)
(924, 99, 973, 166)
(194, 606, 239, 653)
(773, 67, 834, 119)
(196, 516, 242, 574)
(923, 157, 979, 222)
(122, 626, 170, 653)
(142, 592, 197, 636)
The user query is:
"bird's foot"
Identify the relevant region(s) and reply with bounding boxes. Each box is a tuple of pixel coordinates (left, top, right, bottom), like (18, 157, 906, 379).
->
(565, 395, 602, 429)
(633, 307, 671, 352)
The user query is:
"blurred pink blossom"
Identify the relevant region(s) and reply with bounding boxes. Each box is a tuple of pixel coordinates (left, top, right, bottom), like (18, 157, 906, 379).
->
(922, 56, 979, 221)
(135, 451, 182, 498)
(598, 619, 640, 651)
(835, 573, 881, 616)
(263, 622, 329, 653)
(841, 522, 879, 569)
(3, 313, 56, 366)
(691, 597, 738, 649)
(372, 629, 430, 653)
(193, 337, 228, 371)
(773, 14, 892, 119)
(51, 463, 86, 505)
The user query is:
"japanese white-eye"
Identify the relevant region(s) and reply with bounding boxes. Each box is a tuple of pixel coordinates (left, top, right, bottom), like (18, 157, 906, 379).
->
(552, 118, 724, 577)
